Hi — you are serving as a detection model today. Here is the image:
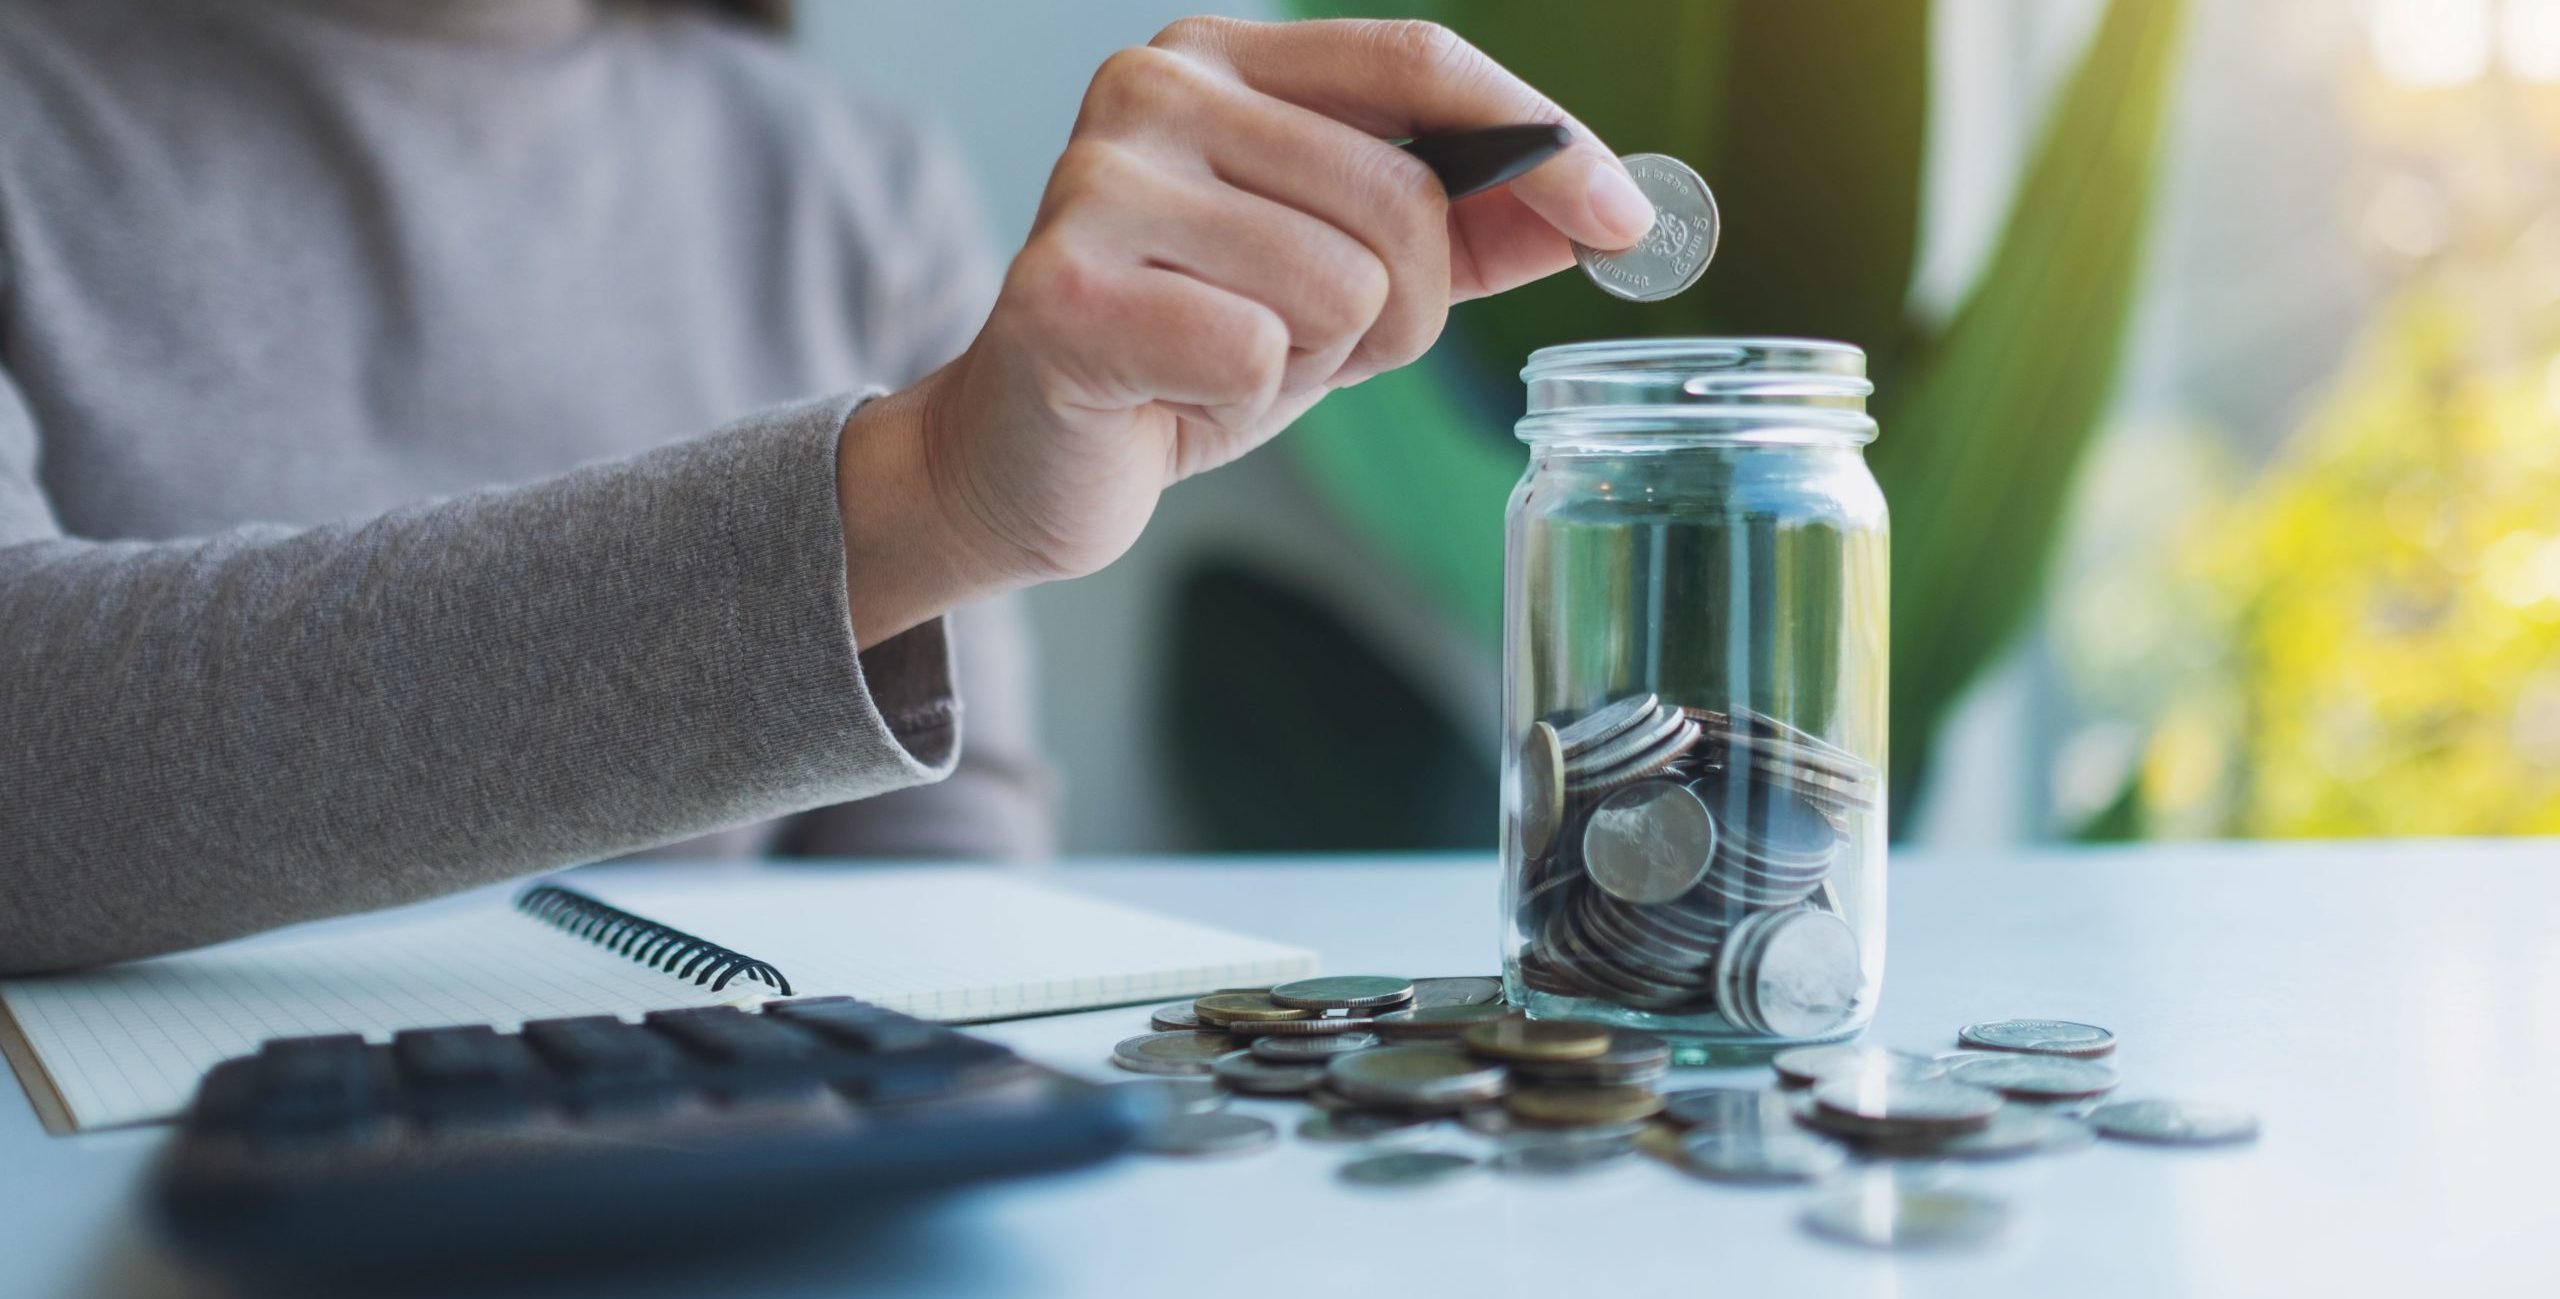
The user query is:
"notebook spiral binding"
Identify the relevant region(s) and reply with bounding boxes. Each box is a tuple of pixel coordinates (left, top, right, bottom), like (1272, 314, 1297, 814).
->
(514, 885, 794, 996)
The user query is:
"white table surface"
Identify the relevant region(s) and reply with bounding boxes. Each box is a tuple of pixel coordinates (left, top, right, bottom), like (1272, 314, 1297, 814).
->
(8, 841, 2559, 1298)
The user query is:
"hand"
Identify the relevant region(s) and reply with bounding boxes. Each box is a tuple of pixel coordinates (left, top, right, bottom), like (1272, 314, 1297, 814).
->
(838, 18, 1652, 645)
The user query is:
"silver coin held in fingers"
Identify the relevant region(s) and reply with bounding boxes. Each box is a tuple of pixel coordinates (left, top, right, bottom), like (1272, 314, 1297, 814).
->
(1573, 154, 1718, 302)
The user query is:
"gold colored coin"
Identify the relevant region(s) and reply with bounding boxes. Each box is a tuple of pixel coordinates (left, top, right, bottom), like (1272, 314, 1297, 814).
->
(1506, 1084, 1666, 1128)
(1461, 1017, 1612, 1063)
(1192, 992, 1318, 1026)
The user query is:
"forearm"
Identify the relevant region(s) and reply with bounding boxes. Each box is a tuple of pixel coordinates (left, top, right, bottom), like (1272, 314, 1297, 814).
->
(1, 396, 954, 973)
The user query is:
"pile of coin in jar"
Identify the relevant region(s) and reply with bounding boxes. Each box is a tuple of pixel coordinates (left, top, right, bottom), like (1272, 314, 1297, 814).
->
(1511, 693, 1879, 1033)
(1111, 982, 2260, 1251)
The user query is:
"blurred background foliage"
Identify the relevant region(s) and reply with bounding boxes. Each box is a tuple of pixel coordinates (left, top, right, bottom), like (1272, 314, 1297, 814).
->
(1170, 0, 2188, 848)
(2056, 13, 2560, 838)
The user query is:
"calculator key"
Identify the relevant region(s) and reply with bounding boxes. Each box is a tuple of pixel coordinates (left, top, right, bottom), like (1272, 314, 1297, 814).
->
(644, 1007, 822, 1063)
(766, 999, 939, 1053)
(251, 1034, 376, 1138)
(393, 1025, 537, 1088)
(522, 1016, 680, 1082)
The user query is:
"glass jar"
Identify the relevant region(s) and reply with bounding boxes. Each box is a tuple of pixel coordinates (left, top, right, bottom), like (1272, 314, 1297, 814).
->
(1500, 338, 1888, 1060)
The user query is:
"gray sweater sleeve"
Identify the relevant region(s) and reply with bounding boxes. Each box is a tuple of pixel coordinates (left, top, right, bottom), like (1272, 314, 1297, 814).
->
(0, 383, 960, 974)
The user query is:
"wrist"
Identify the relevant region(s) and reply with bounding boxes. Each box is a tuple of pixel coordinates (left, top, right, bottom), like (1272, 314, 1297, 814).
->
(833, 373, 1015, 649)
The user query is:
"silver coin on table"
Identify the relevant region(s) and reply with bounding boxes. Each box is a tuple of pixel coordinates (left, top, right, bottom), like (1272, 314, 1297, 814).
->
(1574, 153, 1718, 303)
(1339, 1150, 1480, 1187)
(1957, 1018, 2117, 1058)
(1110, 1078, 1226, 1120)
(1801, 1185, 2011, 1251)
(1373, 1002, 1513, 1039)
(1112, 1032, 1240, 1076)
(1554, 693, 1661, 755)
(1810, 1078, 2004, 1136)
(1493, 1128, 1638, 1177)
(2086, 1098, 2261, 1147)
(1269, 975, 1416, 1011)
(1518, 721, 1566, 860)
(1298, 1110, 1439, 1145)
(1211, 1050, 1329, 1095)
(1252, 1031, 1382, 1062)
(1328, 1045, 1510, 1108)
(1661, 1087, 1794, 1134)
(1681, 1129, 1848, 1184)
(1947, 1053, 2121, 1102)
(1853, 1105, 2094, 1161)
(1229, 1015, 1377, 1036)
(1135, 1111, 1278, 1157)
(1772, 1045, 1944, 1090)
(1149, 1003, 1208, 1032)
(1406, 976, 1506, 1009)
(1581, 780, 1718, 905)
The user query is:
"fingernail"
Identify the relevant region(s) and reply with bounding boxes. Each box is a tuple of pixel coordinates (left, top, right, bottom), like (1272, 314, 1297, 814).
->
(1586, 163, 1656, 249)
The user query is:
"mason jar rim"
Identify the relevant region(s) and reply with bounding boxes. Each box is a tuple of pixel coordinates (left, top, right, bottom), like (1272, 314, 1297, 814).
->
(1521, 336, 1867, 383)
(1517, 337, 1876, 446)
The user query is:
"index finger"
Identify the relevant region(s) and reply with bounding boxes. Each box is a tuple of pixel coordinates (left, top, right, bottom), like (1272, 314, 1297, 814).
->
(1153, 17, 1658, 251)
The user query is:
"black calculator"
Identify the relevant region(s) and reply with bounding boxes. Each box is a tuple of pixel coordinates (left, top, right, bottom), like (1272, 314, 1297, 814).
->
(147, 998, 1138, 1278)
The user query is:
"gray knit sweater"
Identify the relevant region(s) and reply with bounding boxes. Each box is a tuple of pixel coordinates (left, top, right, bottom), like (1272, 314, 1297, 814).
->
(0, 0, 1053, 974)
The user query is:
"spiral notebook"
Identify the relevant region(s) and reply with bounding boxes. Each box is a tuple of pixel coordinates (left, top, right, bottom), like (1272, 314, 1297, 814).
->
(0, 867, 1316, 1134)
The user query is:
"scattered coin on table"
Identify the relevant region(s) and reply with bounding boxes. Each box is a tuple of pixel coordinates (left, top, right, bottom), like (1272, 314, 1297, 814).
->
(1251, 1031, 1381, 1062)
(1113, 1032, 1241, 1076)
(1232, 1014, 1379, 1036)
(1340, 1150, 1481, 1187)
(1136, 1111, 1278, 1157)
(1192, 992, 1317, 1026)
(1105, 994, 2235, 1248)
(1299, 1110, 1438, 1145)
(1806, 1078, 2003, 1140)
(1150, 1003, 1209, 1032)
(1373, 1003, 1512, 1039)
(1406, 976, 1506, 1008)
(2086, 1099, 2261, 1147)
(1801, 1184, 2010, 1251)
(1680, 1129, 1847, 1183)
(1946, 1053, 2122, 1102)
(1661, 1086, 1794, 1133)
(1111, 1078, 1225, 1118)
(1771, 1044, 1944, 1090)
(1957, 1018, 2117, 1058)
(1462, 1018, 1611, 1063)
(1269, 975, 1416, 1011)
(1329, 1046, 1509, 1110)
(1211, 1051, 1329, 1096)
(1506, 1083, 1664, 1128)
(1494, 1128, 1639, 1176)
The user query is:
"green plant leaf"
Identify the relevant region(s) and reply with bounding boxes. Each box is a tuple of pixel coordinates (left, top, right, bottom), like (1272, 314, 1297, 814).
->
(1866, 0, 2188, 811)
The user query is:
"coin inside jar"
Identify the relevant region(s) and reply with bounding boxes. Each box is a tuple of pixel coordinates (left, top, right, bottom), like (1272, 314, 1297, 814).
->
(1573, 153, 1718, 302)
(1580, 780, 1718, 905)
(1518, 722, 1566, 859)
